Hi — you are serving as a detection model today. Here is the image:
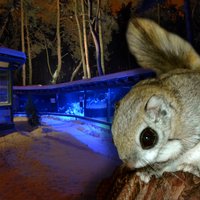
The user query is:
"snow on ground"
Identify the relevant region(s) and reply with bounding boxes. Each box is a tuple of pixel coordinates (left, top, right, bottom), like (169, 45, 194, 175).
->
(41, 115, 119, 158)
(0, 116, 121, 200)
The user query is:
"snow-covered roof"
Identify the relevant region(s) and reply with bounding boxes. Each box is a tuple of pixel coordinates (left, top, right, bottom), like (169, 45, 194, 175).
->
(0, 47, 26, 69)
(14, 68, 155, 94)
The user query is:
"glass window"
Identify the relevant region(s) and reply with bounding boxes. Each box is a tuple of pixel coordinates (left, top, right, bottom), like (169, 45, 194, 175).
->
(0, 70, 11, 105)
(0, 107, 11, 124)
(85, 89, 108, 121)
(58, 91, 85, 116)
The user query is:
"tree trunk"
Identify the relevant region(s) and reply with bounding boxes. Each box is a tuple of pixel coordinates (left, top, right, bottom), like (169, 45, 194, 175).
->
(88, 0, 103, 76)
(74, 0, 87, 79)
(70, 60, 82, 81)
(52, 0, 62, 84)
(44, 38, 53, 78)
(21, 0, 26, 86)
(81, 0, 91, 78)
(25, 13, 32, 85)
(98, 7, 105, 75)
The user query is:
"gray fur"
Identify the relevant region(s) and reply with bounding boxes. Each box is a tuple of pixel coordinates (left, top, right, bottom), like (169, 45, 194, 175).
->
(126, 18, 200, 74)
(112, 18, 200, 183)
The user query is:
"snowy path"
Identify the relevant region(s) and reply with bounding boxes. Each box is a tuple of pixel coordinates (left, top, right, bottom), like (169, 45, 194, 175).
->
(0, 117, 121, 199)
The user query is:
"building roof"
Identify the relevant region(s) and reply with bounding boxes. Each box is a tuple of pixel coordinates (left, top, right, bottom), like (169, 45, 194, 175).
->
(14, 68, 156, 94)
(0, 47, 26, 69)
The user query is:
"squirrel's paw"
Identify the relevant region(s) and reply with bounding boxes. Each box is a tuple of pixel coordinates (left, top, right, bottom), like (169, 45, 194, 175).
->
(136, 171, 153, 183)
(177, 163, 200, 177)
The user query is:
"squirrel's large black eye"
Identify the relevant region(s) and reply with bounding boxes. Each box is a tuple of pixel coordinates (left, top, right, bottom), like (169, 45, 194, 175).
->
(140, 127, 158, 149)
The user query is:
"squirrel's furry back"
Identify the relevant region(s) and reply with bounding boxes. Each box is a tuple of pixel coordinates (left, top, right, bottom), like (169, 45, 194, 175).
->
(126, 18, 200, 74)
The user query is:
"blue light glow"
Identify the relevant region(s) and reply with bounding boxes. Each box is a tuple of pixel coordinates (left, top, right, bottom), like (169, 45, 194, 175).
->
(13, 69, 156, 123)
(14, 87, 131, 122)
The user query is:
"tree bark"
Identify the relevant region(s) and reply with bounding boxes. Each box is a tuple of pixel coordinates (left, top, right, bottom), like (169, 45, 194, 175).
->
(70, 60, 82, 81)
(25, 13, 32, 85)
(44, 38, 53, 78)
(88, 0, 103, 76)
(21, 0, 26, 86)
(96, 165, 200, 200)
(81, 0, 91, 78)
(98, 7, 105, 75)
(74, 0, 87, 79)
(52, 0, 62, 84)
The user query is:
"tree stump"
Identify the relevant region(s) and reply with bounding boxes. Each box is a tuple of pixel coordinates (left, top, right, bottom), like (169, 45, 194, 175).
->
(96, 165, 200, 200)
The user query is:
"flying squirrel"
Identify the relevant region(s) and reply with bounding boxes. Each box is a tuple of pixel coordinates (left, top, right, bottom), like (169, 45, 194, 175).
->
(112, 18, 200, 183)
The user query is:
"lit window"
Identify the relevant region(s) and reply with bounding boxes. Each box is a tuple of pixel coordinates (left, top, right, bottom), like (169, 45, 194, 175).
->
(0, 71, 10, 105)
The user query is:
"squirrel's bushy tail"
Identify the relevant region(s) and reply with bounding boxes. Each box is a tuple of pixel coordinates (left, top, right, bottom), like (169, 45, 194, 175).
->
(126, 18, 200, 75)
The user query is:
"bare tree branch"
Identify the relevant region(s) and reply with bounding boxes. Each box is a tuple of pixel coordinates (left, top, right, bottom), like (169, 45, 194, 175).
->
(70, 60, 82, 81)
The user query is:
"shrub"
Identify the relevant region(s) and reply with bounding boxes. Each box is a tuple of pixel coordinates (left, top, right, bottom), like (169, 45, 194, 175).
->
(25, 96, 41, 127)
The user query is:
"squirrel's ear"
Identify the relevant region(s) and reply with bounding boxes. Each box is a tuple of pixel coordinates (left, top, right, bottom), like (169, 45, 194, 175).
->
(145, 95, 168, 122)
(126, 18, 200, 74)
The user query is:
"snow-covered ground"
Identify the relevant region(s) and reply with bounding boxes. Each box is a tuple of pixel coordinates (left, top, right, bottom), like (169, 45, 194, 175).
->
(41, 115, 119, 158)
(0, 116, 121, 200)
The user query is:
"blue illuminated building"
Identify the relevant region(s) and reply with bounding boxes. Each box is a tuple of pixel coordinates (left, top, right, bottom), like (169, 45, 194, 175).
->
(0, 47, 26, 130)
(13, 69, 155, 123)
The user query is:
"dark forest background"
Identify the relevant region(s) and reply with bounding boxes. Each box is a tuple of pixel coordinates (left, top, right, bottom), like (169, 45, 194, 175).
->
(0, 0, 200, 85)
